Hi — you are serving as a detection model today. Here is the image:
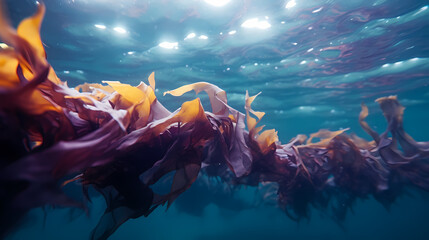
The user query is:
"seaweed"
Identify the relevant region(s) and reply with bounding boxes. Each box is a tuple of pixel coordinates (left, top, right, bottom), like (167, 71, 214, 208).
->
(1, 3, 429, 239)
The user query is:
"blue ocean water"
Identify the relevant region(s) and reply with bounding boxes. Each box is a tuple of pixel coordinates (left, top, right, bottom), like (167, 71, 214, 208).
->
(4, 0, 429, 239)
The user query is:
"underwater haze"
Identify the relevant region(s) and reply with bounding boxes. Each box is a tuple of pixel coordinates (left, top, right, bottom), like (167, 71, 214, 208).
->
(3, 0, 429, 239)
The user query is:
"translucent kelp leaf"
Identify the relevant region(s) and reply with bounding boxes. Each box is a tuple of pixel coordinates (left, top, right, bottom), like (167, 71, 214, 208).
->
(148, 72, 155, 90)
(359, 103, 380, 143)
(306, 128, 349, 147)
(103, 81, 146, 105)
(16, 2, 46, 60)
(244, 91, 278, 152)
(164, 82, 228, 116)
(75, 83, 114, 94)
(257, 129, 278, 150)
(0, 52, 19, 87)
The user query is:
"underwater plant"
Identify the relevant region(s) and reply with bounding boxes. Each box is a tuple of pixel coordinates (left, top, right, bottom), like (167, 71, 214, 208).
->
(1, 2, 429, 240)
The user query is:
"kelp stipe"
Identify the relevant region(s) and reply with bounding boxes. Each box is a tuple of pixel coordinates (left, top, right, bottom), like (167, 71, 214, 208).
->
(1, 3, 429, 240)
